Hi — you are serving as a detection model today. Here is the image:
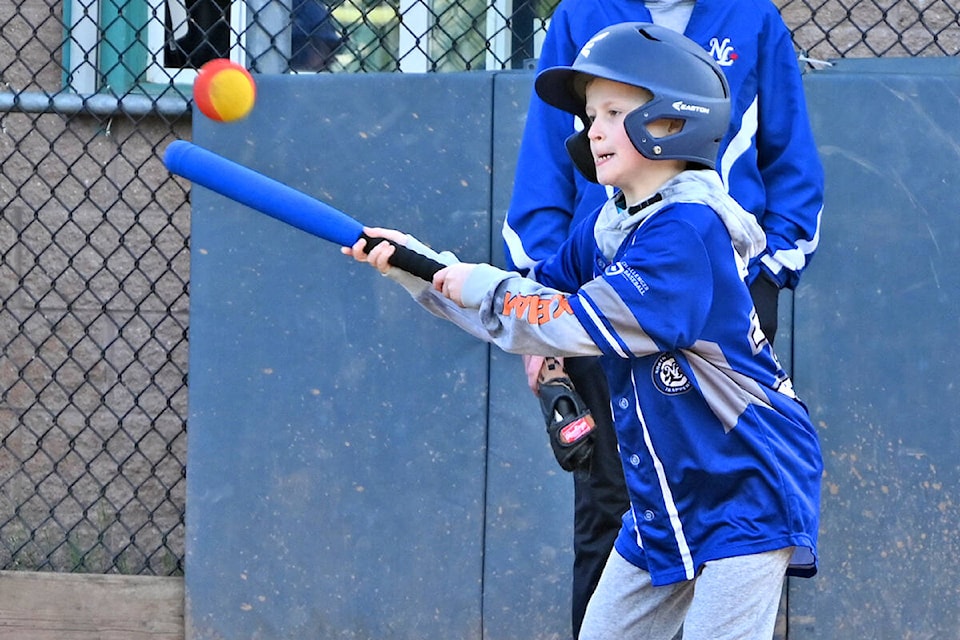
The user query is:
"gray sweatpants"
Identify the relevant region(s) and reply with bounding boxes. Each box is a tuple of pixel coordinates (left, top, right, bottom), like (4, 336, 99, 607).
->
(579, 547, 793, 640)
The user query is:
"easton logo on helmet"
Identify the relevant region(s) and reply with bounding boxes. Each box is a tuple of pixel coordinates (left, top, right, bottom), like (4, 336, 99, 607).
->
(672, 100, 711, 114)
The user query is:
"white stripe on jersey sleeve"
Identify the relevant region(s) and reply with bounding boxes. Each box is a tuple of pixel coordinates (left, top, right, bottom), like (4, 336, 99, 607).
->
(578, 278, 662, 358)
(577, 294, 630, 358)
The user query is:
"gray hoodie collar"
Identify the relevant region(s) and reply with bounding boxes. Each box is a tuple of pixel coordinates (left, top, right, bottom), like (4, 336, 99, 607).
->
(594, 170, 766, 262)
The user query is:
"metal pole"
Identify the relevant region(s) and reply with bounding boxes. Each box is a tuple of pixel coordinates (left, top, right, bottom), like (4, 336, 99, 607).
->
(0, 91, 189, 118)
(245, 0, 292, 74)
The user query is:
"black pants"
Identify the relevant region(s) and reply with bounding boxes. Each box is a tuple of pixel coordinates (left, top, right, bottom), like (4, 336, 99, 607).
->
(564, 281, 781, 639)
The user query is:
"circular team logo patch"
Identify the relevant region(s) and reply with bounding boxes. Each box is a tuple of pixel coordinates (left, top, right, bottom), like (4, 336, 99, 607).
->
(652, 353, 691, 395)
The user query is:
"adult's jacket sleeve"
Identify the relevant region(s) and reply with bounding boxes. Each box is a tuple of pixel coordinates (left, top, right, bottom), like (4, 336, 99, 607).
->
(749, 12, 824, 289)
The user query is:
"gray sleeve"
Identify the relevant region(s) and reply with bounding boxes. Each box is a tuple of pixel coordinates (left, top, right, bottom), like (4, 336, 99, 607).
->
(385, 239, 603, 357)
(416, 266, 603, 357)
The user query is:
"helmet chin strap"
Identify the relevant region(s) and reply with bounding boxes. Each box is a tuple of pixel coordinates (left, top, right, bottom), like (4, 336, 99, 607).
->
(617, 191, 664, 214)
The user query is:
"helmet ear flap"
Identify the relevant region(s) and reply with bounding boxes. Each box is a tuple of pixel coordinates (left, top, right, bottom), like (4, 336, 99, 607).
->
(565, 128, 598, 183)
(623, 108, 660, 163)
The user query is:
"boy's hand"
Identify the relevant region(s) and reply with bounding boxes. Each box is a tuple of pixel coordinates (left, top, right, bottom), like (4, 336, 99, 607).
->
(433, 263, 477, 307)
(341, 227, 408, 274)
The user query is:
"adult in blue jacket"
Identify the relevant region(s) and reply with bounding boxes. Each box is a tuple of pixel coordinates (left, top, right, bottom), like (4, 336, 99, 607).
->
(502, 0, 824, 636)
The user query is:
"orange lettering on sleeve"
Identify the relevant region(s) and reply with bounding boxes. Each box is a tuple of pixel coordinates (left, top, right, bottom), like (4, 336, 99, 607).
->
(528, 297, 551, 325)
(502, 292, 530, 318)
(503, 292, 575, 324)
(552, 295, 574, 318)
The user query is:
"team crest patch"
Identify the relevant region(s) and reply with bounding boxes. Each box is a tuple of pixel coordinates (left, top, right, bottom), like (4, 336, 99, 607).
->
(708, 36, 738, 66)
(652, 353, 690, 395)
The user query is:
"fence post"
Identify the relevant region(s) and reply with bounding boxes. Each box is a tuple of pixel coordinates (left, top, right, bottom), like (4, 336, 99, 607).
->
(246, 0, 292, 73)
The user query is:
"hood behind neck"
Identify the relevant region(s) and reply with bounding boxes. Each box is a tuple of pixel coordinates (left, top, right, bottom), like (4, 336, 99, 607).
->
(595, 170, 766, 262)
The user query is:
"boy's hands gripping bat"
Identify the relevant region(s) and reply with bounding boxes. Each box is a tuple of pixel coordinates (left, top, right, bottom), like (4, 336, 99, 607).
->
(162, 140, 445, 281)
(538, 357, 596, 472)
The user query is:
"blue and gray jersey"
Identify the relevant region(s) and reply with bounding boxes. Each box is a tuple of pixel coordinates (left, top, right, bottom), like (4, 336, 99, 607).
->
(391, 170, 821, 585)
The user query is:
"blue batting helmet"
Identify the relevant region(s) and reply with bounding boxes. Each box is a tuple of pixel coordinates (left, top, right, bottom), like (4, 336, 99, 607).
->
(535, 22, 731, 179)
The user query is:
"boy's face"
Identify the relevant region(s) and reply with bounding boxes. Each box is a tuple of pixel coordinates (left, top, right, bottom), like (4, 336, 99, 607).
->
(583, 77, 682, 199)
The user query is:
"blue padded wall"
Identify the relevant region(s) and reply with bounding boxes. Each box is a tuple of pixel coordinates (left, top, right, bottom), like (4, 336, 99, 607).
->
(791, 58, 960, 638)
(482, 73, 574, 639)
(187, 73, 498, 639)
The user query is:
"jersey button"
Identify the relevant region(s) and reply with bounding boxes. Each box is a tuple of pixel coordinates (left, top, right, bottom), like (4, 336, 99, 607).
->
(629, 454, 641, 467)
(618, 397, 629, 409)
(643, 510, 656, 521)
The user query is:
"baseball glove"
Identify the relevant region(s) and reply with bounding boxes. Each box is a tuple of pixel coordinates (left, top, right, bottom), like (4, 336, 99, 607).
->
(538, 358, 596, 472)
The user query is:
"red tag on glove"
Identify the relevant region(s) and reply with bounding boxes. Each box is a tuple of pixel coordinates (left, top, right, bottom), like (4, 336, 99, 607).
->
(559, 415, 595, 444)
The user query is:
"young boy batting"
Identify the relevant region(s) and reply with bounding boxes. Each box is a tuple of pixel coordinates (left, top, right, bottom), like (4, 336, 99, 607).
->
(506, 2, 826, 634)
(343, 23, 821, 638)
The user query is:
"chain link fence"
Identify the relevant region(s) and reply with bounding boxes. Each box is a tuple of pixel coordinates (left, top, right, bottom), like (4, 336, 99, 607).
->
(1, 0, 958, 577)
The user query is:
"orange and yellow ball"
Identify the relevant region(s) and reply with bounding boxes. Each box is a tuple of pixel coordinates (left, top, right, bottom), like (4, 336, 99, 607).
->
(193, 59, 257, 122)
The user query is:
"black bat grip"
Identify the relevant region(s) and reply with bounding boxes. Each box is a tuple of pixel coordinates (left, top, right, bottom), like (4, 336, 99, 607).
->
(361, 234, 446, 282)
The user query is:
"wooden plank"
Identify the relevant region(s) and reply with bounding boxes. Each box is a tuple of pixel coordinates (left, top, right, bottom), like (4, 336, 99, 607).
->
(0, 571, 183, 640)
